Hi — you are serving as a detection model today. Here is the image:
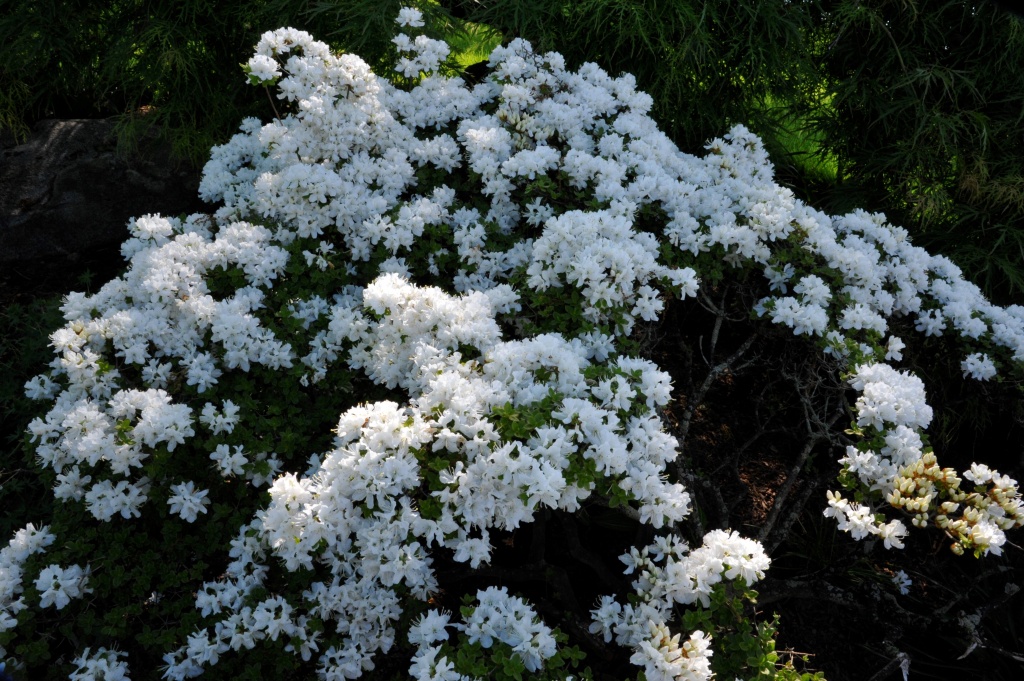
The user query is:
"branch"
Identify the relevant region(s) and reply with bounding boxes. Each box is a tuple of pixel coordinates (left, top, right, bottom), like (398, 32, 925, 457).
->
(675, 331, 759, 451)
(264, 85, 282, 121)
(757, 438, 817, 546)
(866, 652, 910, 681)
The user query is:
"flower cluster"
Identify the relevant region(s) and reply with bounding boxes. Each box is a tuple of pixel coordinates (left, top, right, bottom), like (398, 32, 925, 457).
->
(23, 212, 297, 529)
(158, 272, 691, 678)
(590, 531, 770, 653)
(526, 202, 698, 334)
(630, 621, 712, 681)
(69, 648, 131, 681)
(458, 587, 557, 672)
(0, 524, 55, 632)
(405, 589, 569, 681)
(827, 362, 1023, 554)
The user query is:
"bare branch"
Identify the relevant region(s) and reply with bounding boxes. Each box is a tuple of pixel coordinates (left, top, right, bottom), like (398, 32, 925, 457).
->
(676, 331, 759, 451)
(757, 438, 817, 545)
(866, 652, 910, 681)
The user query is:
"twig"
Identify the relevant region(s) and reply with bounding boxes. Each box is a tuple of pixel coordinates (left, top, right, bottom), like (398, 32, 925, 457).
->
(762, 476, 821, 554)
(264, 85, 283, 121)
(954, 582, 1022, 663)
(757, 577, 866, 613)
(866, 652, 910, 681)
(757, 438, 817, 545)
(935, 565, 1015, 616)
(708, 427, 785, 477)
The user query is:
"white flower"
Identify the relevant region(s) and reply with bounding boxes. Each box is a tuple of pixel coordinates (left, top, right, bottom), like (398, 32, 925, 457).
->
(630, 620, 713, 681)
(964, 462, 994, 485)
(167, 481, 211, 523)
(246, 54, 281, 84)
(396, 7, 425, 27)
(793, 274, 831, 306)
(892, 570, 911, 595)
(885, 336, 905, 361)
(961, 352, 997, 381)
(210, 444, 248, 477)
(36, 564, 91, 610)
(850, 363, 933, 431)
(765, 263, 795, 292)
(969, 520, 1007, 556)
(69, 647, 130, 681)
(409, 610, 451, 646)
(878, 519, 908, 550)
(199, 400, 241, 435)
(588, 595, 622, 643)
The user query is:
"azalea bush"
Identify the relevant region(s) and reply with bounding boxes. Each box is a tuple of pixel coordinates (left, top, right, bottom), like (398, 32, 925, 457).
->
(2, 7, 1023, 680)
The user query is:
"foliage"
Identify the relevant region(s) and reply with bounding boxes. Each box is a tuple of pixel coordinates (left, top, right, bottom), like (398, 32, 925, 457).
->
(804, 0, 1024, 303)
(442, 0, 816, 156)
(0, 295, 64, 541)
(0, 0, 458, 163)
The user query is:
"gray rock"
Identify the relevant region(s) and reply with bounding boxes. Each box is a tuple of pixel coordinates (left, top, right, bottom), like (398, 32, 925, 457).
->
(0, 118, 206, 265)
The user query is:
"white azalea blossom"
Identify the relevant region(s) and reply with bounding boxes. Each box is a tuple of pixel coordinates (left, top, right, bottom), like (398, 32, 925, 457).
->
(35, 563, 91, 610)
(961, 352, 997, 380)
(167, 481, 212, 523)
(69, 647, 131, 681)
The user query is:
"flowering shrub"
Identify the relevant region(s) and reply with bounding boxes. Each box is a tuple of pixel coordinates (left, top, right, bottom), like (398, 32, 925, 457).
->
(4, 7, 1023, 680)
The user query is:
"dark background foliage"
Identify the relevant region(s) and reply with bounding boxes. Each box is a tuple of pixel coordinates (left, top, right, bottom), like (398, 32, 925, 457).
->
(806, 0, 1024, 303)
(0, 0, 436, 162)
